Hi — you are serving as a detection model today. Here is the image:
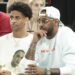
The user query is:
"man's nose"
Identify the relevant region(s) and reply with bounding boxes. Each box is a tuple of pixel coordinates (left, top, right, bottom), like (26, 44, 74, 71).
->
(40, 25, 43, 29)
(17, 58, 21, 63)
(11, 18, 17, 23)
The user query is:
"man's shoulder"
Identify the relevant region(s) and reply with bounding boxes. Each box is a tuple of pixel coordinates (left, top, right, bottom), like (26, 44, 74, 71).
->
(25, 33, 33, 40)
(59, 25, 74, 34)
(28, 33, 33, 37)
(0, 33, 12, 41)
(58, 26, 75, 40)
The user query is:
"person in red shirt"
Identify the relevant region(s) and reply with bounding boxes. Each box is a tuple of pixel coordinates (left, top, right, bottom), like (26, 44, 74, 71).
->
(0, 12, 12, 36)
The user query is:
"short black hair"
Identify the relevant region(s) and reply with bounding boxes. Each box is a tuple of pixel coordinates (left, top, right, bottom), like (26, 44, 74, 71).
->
(8, 2, 32, 19)
(14, 50, 25, 56)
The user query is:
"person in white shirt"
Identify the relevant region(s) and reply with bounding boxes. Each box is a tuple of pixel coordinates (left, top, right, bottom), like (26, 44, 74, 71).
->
(0, 2, 33, 75)
(25, 6, 75, 75)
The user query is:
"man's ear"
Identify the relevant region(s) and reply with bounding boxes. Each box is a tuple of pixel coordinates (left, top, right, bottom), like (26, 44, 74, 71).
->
(24, 17, 30, 25)
(54, 19, 59, 26)
(54, 19, 59, 24)
(25, 17, 29, 21)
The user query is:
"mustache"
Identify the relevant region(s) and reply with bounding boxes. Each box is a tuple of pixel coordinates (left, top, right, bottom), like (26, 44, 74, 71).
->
(40, 26, 46, 30)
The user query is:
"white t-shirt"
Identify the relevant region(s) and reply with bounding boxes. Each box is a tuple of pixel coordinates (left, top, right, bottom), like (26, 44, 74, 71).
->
(35, 25, 75, 75)
(0, 33, 33, 67)
(1, 62, 23, 75)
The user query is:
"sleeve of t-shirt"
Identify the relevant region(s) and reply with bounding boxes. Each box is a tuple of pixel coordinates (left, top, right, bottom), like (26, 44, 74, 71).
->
(60, 27, 75, 75)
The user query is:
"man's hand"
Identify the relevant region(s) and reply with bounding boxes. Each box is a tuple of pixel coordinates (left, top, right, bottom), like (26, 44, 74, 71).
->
(25, 64, 46, 75)
(0, 70, 11, 75)
(34, 30, 47, 42)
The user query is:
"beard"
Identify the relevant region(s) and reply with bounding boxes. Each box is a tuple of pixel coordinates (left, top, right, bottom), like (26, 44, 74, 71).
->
(46, 25, 54, 39)
(40, 23, 54, 39)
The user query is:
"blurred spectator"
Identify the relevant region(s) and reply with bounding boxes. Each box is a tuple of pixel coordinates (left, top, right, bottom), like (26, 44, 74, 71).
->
(28, 0, 46, 32)
(7, 0, 30, 9)
(0, 12, 12, 36)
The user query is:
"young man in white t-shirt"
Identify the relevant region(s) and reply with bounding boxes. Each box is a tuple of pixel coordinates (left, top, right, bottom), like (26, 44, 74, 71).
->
(0, 2, 33, 75)
(25, 6, 75, 75)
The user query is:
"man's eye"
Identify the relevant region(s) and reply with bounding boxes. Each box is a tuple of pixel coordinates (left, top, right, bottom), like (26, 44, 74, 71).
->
(16, 17, 21, 20)
(16, 55, 20, 57)
(35, 4, 38, 7)
(10, 16, 13, 20)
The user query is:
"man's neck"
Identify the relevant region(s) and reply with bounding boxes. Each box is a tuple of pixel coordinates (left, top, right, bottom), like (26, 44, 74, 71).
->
(13, 31, 28, 38)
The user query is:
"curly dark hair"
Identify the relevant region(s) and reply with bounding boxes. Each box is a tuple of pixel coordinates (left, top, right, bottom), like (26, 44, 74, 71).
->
(8, 2, 32, 20)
